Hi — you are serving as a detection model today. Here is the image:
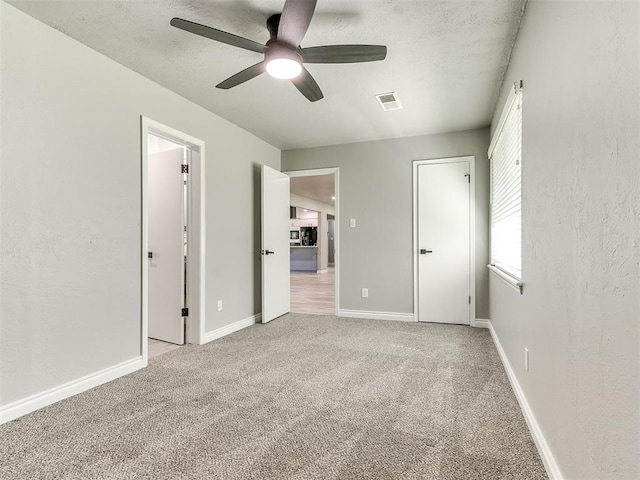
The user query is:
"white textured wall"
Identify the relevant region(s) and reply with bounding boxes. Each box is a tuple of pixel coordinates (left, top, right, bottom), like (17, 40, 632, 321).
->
(489, 1, 639, 478)
(0, 3, 279, 407)
(283, 128, 490, 317)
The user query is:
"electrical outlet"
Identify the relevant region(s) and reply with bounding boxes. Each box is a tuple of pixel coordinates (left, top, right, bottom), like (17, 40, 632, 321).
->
(350, 218, 356, 228)
(524, 347, 530, 371)
(361, 288, 368, 298)
(217, 300, 223, 311)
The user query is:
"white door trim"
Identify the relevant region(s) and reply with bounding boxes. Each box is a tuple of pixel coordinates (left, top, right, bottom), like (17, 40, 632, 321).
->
(141, 116, 206, 363)
(412, 156, 476, 326)
(284, 167, 339, 316)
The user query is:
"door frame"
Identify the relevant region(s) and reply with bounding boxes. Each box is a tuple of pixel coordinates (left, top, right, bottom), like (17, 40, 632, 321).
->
(412, 156, 476, 326)
(284, 167, 340, 316)
(141, 116, 206, 363)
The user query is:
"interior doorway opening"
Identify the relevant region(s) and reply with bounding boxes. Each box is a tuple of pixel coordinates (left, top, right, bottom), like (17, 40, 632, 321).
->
(141, 117, 206, 363)
(286, 169, 339, 316)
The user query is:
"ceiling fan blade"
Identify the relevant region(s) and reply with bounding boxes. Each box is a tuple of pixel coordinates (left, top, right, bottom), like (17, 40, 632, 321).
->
(170, 18, 265, 54)
(216, 62, 266, 89)
(291, 67, 323, 102)
(278, 0, 317, 47)
(301, 45, 387, 63)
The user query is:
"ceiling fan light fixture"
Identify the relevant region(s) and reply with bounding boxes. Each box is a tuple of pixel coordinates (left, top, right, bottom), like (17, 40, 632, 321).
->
(265, 46, 303, 80)
(266, 57, 302, 79)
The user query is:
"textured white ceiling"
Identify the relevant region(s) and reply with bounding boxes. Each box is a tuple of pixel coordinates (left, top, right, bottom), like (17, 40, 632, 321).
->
(6, 0, 525, 150)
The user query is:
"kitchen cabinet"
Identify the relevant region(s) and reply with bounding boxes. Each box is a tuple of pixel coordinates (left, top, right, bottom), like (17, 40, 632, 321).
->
(290, 246, 317, 272)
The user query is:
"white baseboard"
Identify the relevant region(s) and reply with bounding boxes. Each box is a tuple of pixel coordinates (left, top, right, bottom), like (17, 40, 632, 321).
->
(487, 321, 563, 480)
(337, 309, 415, 322)
(474, 318, 490, 328)
(0, 356, 145, 425)
(203, 313, 260, 344)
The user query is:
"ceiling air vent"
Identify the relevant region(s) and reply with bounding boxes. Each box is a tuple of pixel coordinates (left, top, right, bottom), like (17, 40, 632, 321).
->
(375, 92, 402, 111)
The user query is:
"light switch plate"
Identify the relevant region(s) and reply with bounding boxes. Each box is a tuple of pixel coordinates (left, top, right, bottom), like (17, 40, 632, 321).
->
(350, 219, 356, 227)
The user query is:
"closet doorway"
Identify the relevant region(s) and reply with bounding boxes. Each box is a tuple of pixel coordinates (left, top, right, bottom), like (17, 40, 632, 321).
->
(413, 156, 476, 325)
(141, 118, 205, 361)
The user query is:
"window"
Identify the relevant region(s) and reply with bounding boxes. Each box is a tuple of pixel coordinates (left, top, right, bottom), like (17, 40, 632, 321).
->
(489, 81, 523, 292)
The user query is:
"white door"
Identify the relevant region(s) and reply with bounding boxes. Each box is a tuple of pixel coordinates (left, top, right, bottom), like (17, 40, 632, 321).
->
(148, 148, 185, 343)
(417, 161, 470, 324)
(261, 165, 290, 323)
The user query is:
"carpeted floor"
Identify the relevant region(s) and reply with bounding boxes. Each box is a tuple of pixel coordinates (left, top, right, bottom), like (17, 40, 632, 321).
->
(0, 314, 547, 479)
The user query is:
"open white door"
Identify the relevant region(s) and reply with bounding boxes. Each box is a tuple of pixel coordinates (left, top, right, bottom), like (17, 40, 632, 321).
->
(417, 160, 471, 325)
(148, 148, 185, 344)
(261, 165, 290, 323)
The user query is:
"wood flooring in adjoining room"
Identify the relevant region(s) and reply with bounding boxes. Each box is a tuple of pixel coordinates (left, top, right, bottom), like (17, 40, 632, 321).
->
(290, 266, 335, 315)
(148, 338, 181, 359)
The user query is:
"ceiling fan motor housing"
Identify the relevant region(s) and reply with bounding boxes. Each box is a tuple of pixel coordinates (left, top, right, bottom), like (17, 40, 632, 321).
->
(265, 44, 302, 64)
(266, 13, 281, 41)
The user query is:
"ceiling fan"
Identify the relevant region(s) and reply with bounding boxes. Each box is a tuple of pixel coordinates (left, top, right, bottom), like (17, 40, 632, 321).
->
(170, 0, 387, 102)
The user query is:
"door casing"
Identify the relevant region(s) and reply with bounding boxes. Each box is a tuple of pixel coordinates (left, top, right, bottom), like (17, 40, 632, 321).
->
(141, 116, 206, 364)
(412, 156, 476, 326)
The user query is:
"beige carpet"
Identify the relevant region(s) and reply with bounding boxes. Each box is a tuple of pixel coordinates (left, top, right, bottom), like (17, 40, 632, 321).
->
(0, 314, 547, 479)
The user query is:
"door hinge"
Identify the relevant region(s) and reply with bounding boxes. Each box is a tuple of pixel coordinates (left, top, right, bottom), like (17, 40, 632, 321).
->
(465, 173, 470, 183)
(181, 307, 189, 317)
(469, 296, 471, 305)
(181, 164, 189, 174)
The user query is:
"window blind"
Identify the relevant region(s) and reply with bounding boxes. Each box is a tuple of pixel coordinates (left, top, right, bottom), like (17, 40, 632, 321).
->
(489, 83, 522, 280)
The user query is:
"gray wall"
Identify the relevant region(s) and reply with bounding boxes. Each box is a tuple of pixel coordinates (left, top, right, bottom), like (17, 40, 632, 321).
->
(489, 1, 639, 478)
(0, 4, 279, 407)
(282, 128, 490, 318)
